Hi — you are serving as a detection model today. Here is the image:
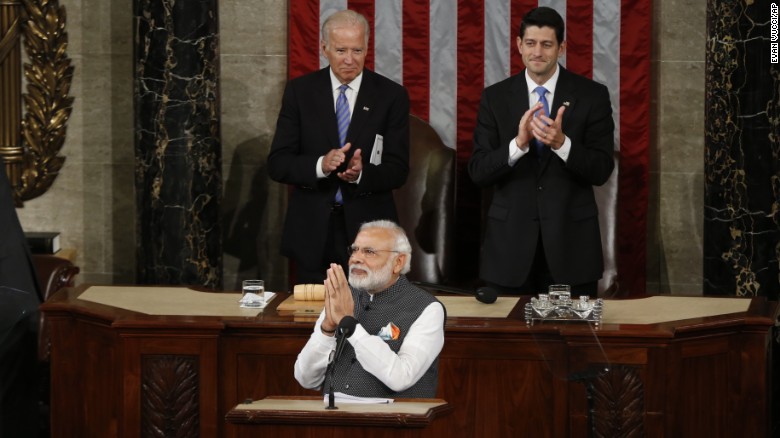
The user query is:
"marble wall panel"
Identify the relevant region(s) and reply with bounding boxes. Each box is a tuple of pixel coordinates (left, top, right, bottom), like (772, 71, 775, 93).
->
(649, 0, 706, 295)
(656, 0, 706, 62)
(108, 162, 136, 283)
(65, 0, 130, 55)
(220, 54, 288, 292)
(703, 0, 779, 298)
(80, 56, 131, 164)
(133, 0, 222, 287)
(220, 0, 287, 56)
(221, 56, 287, 165)
(219, 0, 289, 291)
(653, 59, 705, 295)
(657, 62, 705, 172)
(80, 161, 105, 273)
(659, 171, 704, 294)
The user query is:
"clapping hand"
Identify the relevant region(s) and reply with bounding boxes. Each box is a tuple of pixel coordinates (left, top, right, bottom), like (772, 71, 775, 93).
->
(337, 149, 362, 182)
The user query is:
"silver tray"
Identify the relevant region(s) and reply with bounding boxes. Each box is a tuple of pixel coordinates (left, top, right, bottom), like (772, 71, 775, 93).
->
(524, 293, 603, 326)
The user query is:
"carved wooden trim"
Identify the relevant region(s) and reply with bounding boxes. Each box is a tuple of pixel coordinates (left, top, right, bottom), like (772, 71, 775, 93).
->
(591, 364, 645, 438)
(141, 355, 200, 438)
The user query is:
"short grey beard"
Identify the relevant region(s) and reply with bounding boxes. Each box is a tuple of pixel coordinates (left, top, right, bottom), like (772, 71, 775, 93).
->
(348, 258, 395, 292)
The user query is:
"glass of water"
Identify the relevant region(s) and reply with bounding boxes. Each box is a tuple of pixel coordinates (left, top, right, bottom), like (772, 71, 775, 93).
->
(241, 280, 265, 308)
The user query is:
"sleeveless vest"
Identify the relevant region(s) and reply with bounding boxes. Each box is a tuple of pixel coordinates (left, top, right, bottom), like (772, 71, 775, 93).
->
(323, 275, 443, 398)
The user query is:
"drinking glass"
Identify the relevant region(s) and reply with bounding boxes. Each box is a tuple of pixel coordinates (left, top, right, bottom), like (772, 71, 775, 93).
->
(241, 280, 265, 308)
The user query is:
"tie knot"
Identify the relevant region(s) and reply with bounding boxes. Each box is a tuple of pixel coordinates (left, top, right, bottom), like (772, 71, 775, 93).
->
(338, 84, 349, 94)
(534, 86, 548, 98)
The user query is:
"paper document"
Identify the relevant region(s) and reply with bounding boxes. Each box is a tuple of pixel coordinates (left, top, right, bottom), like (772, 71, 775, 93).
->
(324, 392, 394, 404)
(369, 134, 383, 165)
(238, 292, 276, 308)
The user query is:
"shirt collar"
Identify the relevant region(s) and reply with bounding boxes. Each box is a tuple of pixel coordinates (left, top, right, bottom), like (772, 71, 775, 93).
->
(329, 68, 363, 93)
(525, 63, 561, 96)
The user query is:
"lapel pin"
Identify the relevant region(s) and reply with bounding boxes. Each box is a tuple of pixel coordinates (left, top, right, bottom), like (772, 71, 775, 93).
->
(563, 101, 570, 107)
(363, 106, 370, 111)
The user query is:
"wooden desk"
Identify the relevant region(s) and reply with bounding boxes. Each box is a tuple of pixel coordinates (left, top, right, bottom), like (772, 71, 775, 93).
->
(225, 396, 452, 437)
(41, 286, 778, 437)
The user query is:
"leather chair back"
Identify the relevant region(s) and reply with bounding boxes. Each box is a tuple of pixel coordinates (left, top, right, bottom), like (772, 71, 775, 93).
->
(393, 115, 455, 284)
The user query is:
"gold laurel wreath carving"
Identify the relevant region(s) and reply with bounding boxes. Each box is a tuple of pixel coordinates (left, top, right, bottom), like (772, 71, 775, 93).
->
(15, 0, 73, 204)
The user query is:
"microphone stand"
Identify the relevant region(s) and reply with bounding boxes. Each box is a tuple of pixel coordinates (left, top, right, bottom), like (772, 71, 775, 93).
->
(326, 360, 337, 410)
(324, 316, 358, 410)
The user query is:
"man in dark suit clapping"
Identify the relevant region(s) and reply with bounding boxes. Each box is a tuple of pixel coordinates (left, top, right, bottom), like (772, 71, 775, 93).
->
(469, 7, 615, 296)
(269, 9, 410, 284)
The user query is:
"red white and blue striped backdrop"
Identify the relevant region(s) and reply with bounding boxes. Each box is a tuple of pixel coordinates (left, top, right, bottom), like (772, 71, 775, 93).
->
(288, 0, 650, 295)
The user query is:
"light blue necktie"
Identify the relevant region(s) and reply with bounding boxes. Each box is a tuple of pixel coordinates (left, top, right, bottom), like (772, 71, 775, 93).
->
(334, 84, 350, 204)
(534, 86, 550, 160)
(336, 84, 350, 146)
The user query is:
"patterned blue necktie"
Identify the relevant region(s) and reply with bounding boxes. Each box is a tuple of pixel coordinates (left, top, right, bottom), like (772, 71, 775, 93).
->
(334, 84, 350, 203)
(534, 86, 550, 160)
(336, 84, 350, 146)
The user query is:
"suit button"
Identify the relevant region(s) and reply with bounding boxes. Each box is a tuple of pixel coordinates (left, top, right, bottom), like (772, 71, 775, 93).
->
(344, 384, 350, 389)
(537, 186, 543, 191)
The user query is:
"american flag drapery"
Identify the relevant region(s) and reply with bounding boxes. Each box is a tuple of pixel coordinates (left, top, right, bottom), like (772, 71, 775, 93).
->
(287, 0, 651, 295)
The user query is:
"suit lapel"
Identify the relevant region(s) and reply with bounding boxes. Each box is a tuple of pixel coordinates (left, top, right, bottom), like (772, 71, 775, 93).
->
(348, 69, 374, 148)
(534, 67, 577, 173)
(316, 68, 342, 151)
(510, 74, 529, 129)
(551, 67, 577, 134)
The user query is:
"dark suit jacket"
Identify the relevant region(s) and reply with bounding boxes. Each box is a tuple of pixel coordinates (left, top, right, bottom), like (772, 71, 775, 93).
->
(0, 165, 39, 299)
(0, 166, 41, 438)
(268, 67, 410, 271)
(468, 67, 615, 287)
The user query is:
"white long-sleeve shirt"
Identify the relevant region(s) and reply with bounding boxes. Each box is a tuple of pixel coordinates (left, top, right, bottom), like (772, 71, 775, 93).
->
(294, 300, 445, 393)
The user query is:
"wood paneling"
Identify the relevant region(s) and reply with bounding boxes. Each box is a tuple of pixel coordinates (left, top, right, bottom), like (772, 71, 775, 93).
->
(42, 286, 777, 437)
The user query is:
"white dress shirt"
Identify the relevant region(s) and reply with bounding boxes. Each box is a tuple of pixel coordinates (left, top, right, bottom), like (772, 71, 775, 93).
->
(294, 299, 445, 393)
(316, 69, 365, 181)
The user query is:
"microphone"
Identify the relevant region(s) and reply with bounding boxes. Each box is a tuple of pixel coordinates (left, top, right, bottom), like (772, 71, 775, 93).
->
(475, 286, 499, 304)
(333, 316, 357, 364)
(411, 281, 498, 304)
(326, 316, 358, 410)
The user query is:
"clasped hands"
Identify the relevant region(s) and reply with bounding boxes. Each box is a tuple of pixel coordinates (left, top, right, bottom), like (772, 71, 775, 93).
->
(320, 263, 354, 335)
(516, 102, 566, 150)
(321, 143, 362, 182)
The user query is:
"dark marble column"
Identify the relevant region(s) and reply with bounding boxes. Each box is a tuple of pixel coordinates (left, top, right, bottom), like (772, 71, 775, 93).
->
(704, 1, 780, 298)
(133, 0, 222, 288)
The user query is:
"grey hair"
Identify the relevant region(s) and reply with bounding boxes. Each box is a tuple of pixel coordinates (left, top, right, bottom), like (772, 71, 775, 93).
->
(358, 220, 412, 274)
(321, 10, 370, 48)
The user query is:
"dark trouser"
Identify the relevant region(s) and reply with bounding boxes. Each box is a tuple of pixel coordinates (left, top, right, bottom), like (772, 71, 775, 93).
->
(294, 204, 350, 284)
(487, 238, 598, 297)
(0, 287, 41, 438)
